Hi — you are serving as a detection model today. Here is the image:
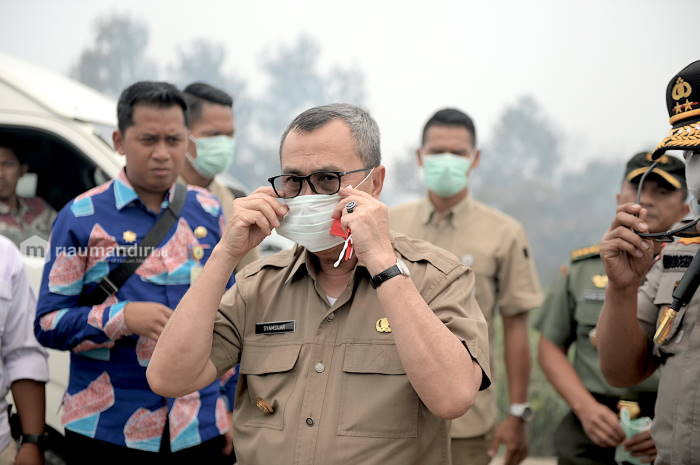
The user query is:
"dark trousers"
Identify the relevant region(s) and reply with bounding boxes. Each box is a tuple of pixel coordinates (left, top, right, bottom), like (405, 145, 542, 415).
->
(64, 429, 230, 465)
(554, 392, 656, 465)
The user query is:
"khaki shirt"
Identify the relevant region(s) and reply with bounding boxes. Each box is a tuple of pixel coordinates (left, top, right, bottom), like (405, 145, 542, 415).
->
(0, 196, 56, 248)
(180, 176, 260, 271)
(210, 232, 491, 465)
(535, 251, 658, 397)
(637, 238, 700, 465)
(390, 195, 542, 437)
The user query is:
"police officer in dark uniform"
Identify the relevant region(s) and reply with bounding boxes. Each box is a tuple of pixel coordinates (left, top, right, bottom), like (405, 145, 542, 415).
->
(598, 60, 700, 465)
(536, 152, 688, 465)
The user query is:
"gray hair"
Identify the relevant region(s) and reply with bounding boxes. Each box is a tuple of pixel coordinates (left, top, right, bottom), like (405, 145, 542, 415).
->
(279, 103, 381, 167)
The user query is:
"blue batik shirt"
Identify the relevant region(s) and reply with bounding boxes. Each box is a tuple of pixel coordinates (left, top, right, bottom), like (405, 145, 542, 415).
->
(35, 170, 235, 452)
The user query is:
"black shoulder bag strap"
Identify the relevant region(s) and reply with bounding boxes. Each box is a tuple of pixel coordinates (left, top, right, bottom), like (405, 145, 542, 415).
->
(77, 182, 188, 306)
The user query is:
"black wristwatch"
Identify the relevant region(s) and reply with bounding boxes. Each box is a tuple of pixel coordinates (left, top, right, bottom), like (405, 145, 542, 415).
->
(370, 258, 410, 289)
(20, 432, 49, 449)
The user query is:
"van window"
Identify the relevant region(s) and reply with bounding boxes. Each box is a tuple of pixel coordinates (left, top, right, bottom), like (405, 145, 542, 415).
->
(0, 126, 108, 212)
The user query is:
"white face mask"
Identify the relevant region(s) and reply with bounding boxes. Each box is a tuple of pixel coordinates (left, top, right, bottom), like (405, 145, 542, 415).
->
(274, 168, 374, 252)
(685, 152, 700, 202)
(275, 194, 344, 252)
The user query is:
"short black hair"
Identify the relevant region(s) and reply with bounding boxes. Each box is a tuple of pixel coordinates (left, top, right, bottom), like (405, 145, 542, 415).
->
(421, 108, 477, 146)
(183, 82, 234, 125)
(0, 135, 24, 164)
(117, 81, 189, 133)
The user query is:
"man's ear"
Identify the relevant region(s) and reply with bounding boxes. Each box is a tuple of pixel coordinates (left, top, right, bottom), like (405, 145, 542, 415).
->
(681, 201, 690, 217)
(416, 148, 423, 167)
(370, 165, 386, 198)
(187, 135, 197, 159)
(113, 130, 125, 156)
(615, 192, 621, 205)
(470, 149, 481, 171)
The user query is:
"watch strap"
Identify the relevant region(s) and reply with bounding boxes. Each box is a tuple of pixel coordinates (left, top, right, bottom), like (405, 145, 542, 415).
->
(370, 264, 402, 289)
(20, 432, 48, 448)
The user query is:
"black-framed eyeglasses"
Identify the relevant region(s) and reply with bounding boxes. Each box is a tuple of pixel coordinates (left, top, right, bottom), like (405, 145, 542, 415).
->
(267, 167, 372, 198)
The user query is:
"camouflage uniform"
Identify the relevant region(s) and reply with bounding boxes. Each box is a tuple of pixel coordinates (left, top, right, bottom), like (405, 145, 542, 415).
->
(0, 196, 56, 247)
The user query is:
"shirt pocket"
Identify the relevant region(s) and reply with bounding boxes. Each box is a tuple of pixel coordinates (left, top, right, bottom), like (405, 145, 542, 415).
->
(337, 343, 419, 439)
(574, 296, 601, 340)
(238, 343, 302, 430)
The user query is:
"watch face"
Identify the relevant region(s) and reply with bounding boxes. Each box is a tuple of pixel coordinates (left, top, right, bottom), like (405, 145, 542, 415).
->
(521, 407, 534, 422)
(397, 258, 410, 276)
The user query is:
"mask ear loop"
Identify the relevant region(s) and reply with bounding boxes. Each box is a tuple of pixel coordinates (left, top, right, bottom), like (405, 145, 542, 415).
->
(333, 234, 353, 268)
(332, 167, 375, 268)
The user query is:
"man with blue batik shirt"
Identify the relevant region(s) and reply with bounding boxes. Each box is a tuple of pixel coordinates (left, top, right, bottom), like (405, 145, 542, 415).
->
(35, 82, 235, 464)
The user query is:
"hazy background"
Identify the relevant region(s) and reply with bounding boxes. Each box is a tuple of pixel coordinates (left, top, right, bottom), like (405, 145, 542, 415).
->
(3, 0, 698, 284)
(2, 1, 698, 455)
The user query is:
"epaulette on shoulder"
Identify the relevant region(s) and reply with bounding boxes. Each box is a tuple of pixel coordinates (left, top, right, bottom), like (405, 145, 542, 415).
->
(570, 245, 600, 263)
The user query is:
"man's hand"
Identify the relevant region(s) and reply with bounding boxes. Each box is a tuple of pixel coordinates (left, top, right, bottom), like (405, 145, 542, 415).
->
(333, 187, 395, 275)
(221, 186, 288, 260)
(576, 401, 625, 447)
(222, 411, 234, 456)
(15, 443, 44, 465)
(488, 416, 528, 465)
(124, 302, 172, 340)
(624, 429, 656, 463)
(600, 203, 655, 289)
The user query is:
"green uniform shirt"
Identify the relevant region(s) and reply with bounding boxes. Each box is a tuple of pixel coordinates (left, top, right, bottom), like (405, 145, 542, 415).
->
(535, 246, 658, 397)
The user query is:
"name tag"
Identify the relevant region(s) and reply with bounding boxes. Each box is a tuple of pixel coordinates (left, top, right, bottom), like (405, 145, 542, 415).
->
(583, 291, 605, 302)
(255, 320, 296, 335)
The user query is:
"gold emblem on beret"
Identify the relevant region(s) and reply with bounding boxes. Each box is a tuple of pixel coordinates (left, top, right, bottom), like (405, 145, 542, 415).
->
(192, 245, 204, 261)
(592, 275, 608, 289)
(672, 77, 692, 101)
(123, 230, 137, 243)
(194, 226, 207, 238)
(255, 396, 274, 415)
(376, 317, 392, 333)
(672, 78, 697, 115)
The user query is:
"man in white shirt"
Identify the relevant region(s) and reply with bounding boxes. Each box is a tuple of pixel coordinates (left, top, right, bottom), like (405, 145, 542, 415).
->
(0, 235, 49, 465)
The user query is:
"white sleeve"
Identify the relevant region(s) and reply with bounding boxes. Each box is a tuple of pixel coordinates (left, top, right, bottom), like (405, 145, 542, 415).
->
(1, 249, 48, 386)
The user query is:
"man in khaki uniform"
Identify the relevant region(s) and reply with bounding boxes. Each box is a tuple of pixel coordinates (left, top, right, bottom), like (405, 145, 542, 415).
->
(391, 108, 542, 465)
(597, 60, 700, 465)
(181, 82, 259, 270)
(536, 152, 689, 464)
(148, 103, 491, 465)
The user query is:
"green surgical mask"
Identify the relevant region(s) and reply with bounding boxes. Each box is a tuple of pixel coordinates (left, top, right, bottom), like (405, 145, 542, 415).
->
(423, 153, 471, 197)
(187, 135, 236, 179)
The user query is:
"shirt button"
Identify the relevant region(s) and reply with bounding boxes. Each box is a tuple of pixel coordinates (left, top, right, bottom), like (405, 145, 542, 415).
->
(306, 417, 314, 426)
(326, 313, 335, 321)
(314, 362, 325, 373)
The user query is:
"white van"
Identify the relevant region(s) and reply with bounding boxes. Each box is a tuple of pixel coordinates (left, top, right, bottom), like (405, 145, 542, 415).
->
(0, 52, 291, 462)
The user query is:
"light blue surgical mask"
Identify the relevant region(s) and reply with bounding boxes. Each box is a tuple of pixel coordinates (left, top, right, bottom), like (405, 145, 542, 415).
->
(422, 153, 471, 197)
(187, 135, 236, 179)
